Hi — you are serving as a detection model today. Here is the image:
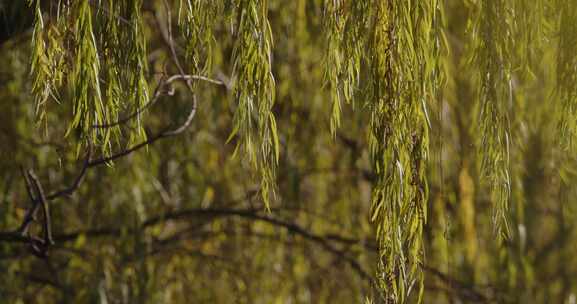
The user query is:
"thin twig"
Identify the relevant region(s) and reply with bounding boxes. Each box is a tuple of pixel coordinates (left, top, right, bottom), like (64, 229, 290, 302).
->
(27, 171, 54, 245)
(167, 74, 224, 86)
(88, 95, 197, 166)
(46, 148, 92, 200)
(162, 0, 186, 77)
(92, 77, 167, 129)
(18, 167, 38, 236)
(93, 74, 221, 129)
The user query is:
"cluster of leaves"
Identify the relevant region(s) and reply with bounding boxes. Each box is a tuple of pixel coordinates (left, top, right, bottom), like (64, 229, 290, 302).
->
(230, 0, 279, 209)
(29, 0, 65, 131)
(322, 0, 368, 135)
(557, 0, 577, 151)
(30, 0, 150, 157)
(466, 0, 514, 237)
(179, 0, 220, 78)
(320, 0, 443, 301)
(365, 1, 440, 302)
(2, 0, 577, 303)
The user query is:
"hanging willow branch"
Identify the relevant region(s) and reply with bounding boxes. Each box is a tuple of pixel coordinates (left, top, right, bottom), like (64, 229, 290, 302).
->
(29, 0, 65, 130)
(230, 0, 279, 209)
(469, 0, 514, 237)
(29, 0, 152, 156)
(23, 2, 577, 302)
(556, 0, 577, 152)
(67, 0, 112, 155)
(98, 0, 123, 150)
(368, 0, 440, 302)
(323, 0, 368, 136)
(122, 0, 150, 145)
(179, 0, 220, 80)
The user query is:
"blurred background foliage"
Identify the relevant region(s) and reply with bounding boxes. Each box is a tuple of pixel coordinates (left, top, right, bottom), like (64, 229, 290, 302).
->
(0, 0, 576, 303)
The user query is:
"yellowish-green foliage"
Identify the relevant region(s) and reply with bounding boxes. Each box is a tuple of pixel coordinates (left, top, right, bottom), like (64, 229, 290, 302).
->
(367, 1, 440, 301)
(123, 0, 149, 145)
(180, 0, 219, 77)
(467, 0, 514, 237)
(323, 0, 368, 136)
(2, 0, 577, 303)
(29, 0, 151, 155)
(29, 0, 64, 129)
(99, 0, 123, 148)
(69, 0, 109, 152)
(557, 0, 577, 151)
(230, 0, 279, 208)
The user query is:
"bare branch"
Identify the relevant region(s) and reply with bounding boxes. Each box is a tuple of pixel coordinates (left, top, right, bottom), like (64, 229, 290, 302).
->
(27, 171, 54, 245)
(92, 74, 223, 129)
(46, 148, 92, 200)
(18, 168, 38, 236)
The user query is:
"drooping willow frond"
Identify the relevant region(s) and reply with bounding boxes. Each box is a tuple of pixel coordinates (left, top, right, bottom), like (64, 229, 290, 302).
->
(68, 0, 109, 154)
(122, 0, 149, 145)
(30, 0, 151, 155)
(368, 0, 440, 302)
(180, 0, 221, 79)
(556, 0, 577, 152)
(230, 0, 279, 209)
(94, 0, 149, 149)
(468, 0, 514, 237)
(322, 0, 369, 136)
(98, 0, 123, 149)
(513, 0, 546, 78)
(29, 0, 65, 129)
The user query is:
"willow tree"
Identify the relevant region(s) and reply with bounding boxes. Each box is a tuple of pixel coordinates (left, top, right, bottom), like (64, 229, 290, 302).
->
(1, 0, 577, 303)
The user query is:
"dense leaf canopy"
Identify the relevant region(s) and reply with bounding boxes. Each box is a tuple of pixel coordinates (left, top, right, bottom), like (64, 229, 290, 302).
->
(1, 0, 577, 303)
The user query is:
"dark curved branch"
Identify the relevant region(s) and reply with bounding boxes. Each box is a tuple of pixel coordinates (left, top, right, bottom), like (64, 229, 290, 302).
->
(18, 168, 37, 236)
(0, 202, 497, 302)
(37, 93, 198, 205)
(45, 149, 92, 200)
(27, 171, 54, 245)
(144, 207, 375, 283)
(424, 266, 491, 303)
(88, 94, 197, 166)
(92, 74, 223, 129)
(6, 91, 199, 254)
(10, 205, 375, 284)
(15, 169, 55, 257)
(92, 78, 167, 129)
